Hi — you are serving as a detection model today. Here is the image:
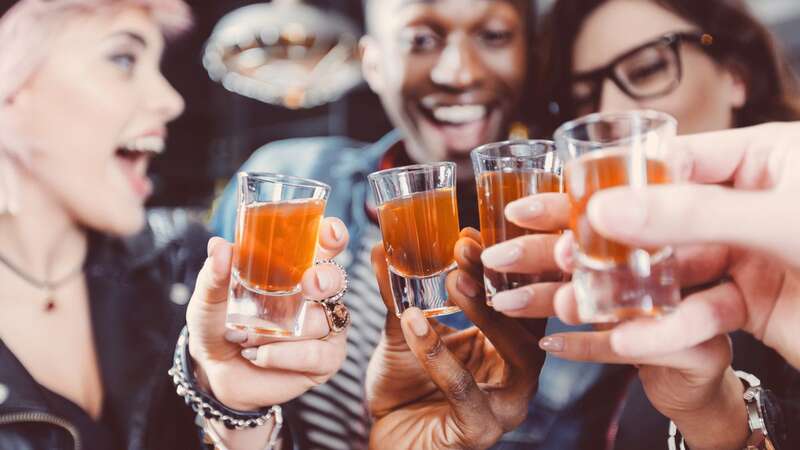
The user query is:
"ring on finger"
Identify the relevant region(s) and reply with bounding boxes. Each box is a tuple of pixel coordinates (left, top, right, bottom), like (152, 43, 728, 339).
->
(311, 258, 350, 339)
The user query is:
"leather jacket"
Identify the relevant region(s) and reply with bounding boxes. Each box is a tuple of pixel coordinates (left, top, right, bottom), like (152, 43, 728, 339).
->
(0, 210, 209, 450)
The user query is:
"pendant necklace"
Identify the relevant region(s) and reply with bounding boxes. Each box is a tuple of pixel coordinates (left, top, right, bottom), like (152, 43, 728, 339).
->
(0, 252, 84, 312)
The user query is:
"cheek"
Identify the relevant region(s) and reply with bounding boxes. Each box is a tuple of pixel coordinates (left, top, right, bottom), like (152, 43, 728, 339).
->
(642, 57, 734, 134)
(21, 77, 144, 234)
(482, 46, 527, 95)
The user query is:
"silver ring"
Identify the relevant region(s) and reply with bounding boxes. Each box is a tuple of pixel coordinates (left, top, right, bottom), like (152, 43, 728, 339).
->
(312, 258, 350, 338)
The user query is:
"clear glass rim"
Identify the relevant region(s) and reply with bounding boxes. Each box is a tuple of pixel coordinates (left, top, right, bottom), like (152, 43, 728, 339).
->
(471, 139, 556, 161)
(238, 171, 331, 192)
(367, 161, 457, 181)
(553, 109, 677, 145)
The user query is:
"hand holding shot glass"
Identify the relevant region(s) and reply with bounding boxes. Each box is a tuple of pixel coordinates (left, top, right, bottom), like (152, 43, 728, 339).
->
(471, 140, 564, 305)
(226, 172, 350, 337)
(554, 110, 681, 323)
(368, 162, 462, 318)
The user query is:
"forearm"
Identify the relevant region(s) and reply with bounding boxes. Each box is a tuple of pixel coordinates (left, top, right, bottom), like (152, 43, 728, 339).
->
(673, 368, 748, 450)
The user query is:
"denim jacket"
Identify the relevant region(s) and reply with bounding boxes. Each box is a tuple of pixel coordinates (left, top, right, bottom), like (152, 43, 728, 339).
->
(210, 131, 631, 449)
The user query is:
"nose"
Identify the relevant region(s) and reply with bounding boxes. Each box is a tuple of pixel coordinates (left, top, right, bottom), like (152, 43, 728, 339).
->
(430, 34, 486, 90)
(597, 78, 639, 114)
(148, 74, 185, 123)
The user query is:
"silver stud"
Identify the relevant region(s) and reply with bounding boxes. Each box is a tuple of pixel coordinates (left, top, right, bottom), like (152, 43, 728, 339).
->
(0, 383, 8, 405)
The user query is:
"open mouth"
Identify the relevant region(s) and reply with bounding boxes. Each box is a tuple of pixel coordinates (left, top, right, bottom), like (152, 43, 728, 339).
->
(114, 136, 165, 199)
(418, 102, 497, 153)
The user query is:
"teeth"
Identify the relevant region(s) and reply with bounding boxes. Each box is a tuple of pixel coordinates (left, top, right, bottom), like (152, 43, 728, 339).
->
(121, 136, 165, 154)
(432, 104, 487, 124)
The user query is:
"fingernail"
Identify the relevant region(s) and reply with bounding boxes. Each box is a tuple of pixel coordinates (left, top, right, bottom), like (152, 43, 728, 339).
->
(224, 330, 248, 343)
(539, 336, 565, 352)
(588, 190, 647, 233)
(316, 269, 334, 292)
(491, 288, 533, 311)
(241, 348, 258, 361)
(456, 272, 481, 298)
(407, 308, 429, 337)
(331, 221, 345, 242)
(481, 243, 522, 268)
(506, 198, 544, 221)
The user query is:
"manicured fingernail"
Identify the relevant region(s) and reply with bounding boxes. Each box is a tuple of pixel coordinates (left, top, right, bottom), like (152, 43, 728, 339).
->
(224, 330, 248, 343)
(481, 243, 523, 268)
(539, 336, 565, 352)
(316, 269, 334, 292)
(407, 308, 429, 337)
(456, 272, 480, 298)
(506, 198, 544, 221)
(331, 221, 345, 242)
(588, 190, 647, 233)
(241, 348, 258, 361)
(492, 288, 533, 311)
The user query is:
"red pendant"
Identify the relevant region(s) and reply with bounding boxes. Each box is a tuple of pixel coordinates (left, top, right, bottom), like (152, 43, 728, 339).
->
(45, 299, 56, 312)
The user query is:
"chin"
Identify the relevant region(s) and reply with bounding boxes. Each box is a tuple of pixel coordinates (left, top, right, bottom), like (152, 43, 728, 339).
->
(85, 207, 146, 237)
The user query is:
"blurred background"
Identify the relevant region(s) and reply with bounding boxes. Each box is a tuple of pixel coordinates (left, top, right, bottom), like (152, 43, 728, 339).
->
(153, 0, 800, 209)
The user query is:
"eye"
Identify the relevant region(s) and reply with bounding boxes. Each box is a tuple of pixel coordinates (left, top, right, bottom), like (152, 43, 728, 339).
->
(109, 53, 137, 73)
(480, 28, 513, 47)
(400, 27, 441, 53)
(626, 59, 670, 85)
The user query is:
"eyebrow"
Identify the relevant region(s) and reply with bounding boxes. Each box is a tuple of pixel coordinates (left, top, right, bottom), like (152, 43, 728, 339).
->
(107, 31, 148, 48)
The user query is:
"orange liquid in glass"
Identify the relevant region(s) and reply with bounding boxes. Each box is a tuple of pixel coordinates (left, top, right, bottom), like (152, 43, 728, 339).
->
(478, 170, 563, 290)
(378, 188, 460, 277)
(234, 199, 325, 293)
(566, 151, 669, 265)
(477, 170, 562, 246)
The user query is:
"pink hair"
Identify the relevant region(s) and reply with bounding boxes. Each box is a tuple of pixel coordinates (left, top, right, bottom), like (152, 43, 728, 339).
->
(0, 0, 191, 213)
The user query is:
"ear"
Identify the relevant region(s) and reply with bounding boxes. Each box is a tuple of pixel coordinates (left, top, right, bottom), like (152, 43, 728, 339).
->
(723, 65, 747, 109)
(360, 35, 384, 95)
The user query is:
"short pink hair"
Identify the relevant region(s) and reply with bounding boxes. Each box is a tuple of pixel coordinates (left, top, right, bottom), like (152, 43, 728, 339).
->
(0, 0, 191, 104)
(0, 0, 191, 214)
(0, 0, 190, 168)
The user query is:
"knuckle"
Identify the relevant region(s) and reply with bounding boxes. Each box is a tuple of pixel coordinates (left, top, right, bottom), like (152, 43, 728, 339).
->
(424, 337, 446, 361)
(446, 371, 475, 403)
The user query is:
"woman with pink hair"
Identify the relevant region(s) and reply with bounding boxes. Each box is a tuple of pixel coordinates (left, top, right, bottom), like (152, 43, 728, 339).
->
(0, 1, 350, 449)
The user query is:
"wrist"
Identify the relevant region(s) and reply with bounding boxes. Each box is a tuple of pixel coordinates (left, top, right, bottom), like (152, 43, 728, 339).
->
(672, 368, 749, 450)
(204, 416, 280, 450)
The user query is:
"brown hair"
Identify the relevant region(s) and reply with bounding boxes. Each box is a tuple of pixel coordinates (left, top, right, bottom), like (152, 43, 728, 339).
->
(534, 0, 800, 135)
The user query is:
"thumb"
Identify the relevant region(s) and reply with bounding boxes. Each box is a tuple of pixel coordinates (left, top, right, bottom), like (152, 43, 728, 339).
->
(371, 242, 405, 346)
(194, 237, 233, 305)
(186, 237, 236, 359)
(587, 185, 797, 266)
(399, 308, 495, 445)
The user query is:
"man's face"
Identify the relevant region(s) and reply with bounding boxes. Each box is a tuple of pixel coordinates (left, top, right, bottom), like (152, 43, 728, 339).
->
(362, 0, 528, 168)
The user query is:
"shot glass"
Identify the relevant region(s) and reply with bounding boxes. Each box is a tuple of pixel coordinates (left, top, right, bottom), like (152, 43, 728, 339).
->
(226, 172, 330, 337)
(554, 110, 681, 323)
(471, 140, 564, 305)
(368, 162, 461, 318)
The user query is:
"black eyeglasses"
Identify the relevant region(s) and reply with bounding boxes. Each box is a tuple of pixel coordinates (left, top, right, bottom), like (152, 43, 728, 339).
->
(570, 31, 714, 115)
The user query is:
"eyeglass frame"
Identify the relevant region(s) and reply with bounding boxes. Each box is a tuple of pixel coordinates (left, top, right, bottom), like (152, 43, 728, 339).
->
(570, 31, 715, 112)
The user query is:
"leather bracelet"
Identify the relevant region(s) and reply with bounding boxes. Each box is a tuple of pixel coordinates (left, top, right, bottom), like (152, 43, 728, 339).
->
(169, 326, 281, 431)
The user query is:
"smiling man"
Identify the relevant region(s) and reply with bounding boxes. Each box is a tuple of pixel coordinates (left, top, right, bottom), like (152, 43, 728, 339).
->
(211, 1, 622, 449)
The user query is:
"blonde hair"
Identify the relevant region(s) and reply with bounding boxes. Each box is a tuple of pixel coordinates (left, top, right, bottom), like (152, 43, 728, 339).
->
(0, 0, 191, 213)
